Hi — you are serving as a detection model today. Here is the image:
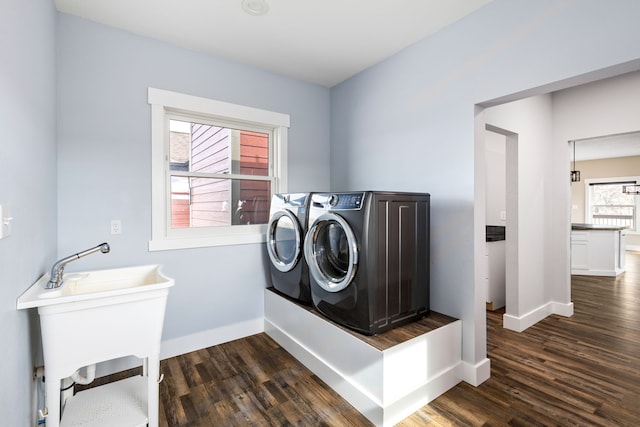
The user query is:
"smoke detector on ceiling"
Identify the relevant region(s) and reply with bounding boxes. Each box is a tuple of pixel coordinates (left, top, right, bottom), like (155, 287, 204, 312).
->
(241, 0, 270, 16)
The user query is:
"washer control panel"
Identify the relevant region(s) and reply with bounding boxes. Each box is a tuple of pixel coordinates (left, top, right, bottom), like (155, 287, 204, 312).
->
(330, 192, 365, 210)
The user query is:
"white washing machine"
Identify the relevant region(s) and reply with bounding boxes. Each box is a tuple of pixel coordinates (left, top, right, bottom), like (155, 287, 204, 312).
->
(304, 191, 430, 335)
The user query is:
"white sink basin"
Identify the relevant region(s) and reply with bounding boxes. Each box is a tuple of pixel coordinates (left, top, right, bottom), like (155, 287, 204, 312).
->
(17, 264, 174, 309)
(16, 264, 174, 427)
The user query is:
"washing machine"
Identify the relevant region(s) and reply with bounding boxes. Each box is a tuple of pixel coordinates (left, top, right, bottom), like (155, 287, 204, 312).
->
(304, 191, 430, 335)
(266, 193, 312, 304)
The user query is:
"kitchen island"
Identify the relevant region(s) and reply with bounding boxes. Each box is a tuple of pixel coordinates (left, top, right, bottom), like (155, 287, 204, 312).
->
(571, 223, 627, 276)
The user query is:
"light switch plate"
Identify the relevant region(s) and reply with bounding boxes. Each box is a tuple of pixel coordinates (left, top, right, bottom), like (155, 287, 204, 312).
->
(0, 205, 12, 239)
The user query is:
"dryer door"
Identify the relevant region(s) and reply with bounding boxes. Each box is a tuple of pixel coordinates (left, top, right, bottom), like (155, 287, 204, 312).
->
(304, 212, 358, 292)
(267, 209, 303, 272)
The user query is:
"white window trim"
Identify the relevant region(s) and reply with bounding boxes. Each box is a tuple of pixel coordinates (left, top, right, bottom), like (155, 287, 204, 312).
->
(584, 175, 640, 234)
(148, 87, 289, 251)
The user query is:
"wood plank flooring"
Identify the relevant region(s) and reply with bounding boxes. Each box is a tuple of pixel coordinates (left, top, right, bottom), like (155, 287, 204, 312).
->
(81, 252, 640, 426)
(399, 251, 640, 426)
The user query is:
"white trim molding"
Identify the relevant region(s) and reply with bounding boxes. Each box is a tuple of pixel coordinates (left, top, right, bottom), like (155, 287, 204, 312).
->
(461, 358, 491, 387)
(94, 318, 264, 378)
(147, 87, 289, 251)
(503, 301, 574, 332)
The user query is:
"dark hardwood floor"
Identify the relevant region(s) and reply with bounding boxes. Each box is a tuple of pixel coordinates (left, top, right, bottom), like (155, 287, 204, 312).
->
(83, 252, 640, 426)
(398, 251, 640, 427)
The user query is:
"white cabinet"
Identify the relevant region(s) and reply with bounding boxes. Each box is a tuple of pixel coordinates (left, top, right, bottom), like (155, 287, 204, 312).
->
(485, 241, 505, 310)
(571, 224, 626, 276)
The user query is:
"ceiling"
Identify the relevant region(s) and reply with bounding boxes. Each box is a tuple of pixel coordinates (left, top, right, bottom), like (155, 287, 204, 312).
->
(54, 0, 492, 88)
(574, 132, 640, 162)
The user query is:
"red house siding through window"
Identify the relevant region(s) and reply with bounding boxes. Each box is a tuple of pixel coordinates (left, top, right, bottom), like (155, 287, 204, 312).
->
(170, 127, 270, 228)
(171, 197, 191, 228)
(236, 131, 270, 225)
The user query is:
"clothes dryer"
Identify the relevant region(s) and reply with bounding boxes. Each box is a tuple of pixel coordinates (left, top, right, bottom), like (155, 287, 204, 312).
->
(266, 193, 312, 304)
(304, 191, 430, 335)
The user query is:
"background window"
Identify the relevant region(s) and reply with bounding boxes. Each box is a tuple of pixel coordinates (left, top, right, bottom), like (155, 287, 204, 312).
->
(587, 179, 638, 231)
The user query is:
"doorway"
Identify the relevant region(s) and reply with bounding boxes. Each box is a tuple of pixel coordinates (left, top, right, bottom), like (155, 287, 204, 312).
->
(481, 124, 518, 329)
(474, 69, 640, 335)
(570, 132, 640, 252)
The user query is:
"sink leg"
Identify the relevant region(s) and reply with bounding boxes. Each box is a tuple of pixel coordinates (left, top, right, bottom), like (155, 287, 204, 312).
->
(147, 355, 160, 427)
(45, 376, 61, 427)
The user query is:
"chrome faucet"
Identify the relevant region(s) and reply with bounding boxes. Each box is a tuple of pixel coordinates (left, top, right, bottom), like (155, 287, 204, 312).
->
(46, 242, 111, 289)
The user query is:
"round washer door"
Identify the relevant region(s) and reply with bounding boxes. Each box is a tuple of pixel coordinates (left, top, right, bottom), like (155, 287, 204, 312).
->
(304, 212, 358, 292)
(266, 210, 303, 272)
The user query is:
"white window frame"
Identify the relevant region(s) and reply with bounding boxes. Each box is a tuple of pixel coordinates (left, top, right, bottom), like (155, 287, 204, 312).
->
(584, 176, 640, 234)
(148, 87, 289, 251)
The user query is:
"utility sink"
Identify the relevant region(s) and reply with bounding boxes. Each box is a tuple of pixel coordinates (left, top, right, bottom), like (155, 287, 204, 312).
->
(17, 264, 174, 309)
(17, 264, 174, 427)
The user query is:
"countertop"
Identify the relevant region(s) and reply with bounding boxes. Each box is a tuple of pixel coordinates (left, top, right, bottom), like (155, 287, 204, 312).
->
(571, 223, 626, 231)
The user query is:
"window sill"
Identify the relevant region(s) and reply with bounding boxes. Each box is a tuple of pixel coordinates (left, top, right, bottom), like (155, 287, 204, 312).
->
(148, 233, 266, 251)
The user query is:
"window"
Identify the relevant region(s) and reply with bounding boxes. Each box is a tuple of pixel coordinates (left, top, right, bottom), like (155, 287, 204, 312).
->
(148, 88, 289, 250)
(586, 177, 639, 232)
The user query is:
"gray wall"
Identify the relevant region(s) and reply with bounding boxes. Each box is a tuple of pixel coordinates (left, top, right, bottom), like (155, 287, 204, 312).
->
(55, 13, 331, 346)
(1, 1, 57, 425)
(330, 0, 640, 368)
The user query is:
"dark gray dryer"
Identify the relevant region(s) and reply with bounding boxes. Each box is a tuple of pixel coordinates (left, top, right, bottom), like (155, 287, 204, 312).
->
(266, 193, 312, 304)
(304, 191, 430, 335)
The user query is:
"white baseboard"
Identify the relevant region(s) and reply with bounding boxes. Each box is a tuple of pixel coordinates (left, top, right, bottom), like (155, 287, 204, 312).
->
(571, 268, 621, 276)
(550, 301, 574, 317)
(503, 301, 573, 333)
(160, 317, 264, 360)
(461, 357, 491, 386)
(95, 318, 264, 378)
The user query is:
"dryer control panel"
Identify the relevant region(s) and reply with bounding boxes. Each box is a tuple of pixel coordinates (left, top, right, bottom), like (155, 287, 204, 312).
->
(328, 192, 365, 210)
